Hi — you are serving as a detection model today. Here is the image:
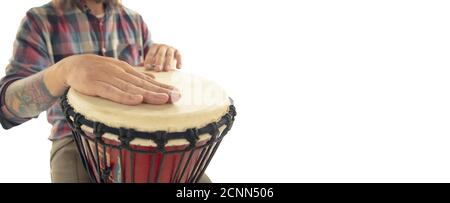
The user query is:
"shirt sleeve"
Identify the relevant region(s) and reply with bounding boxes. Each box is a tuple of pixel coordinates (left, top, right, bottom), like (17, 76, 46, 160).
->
(0, 11, 51, 129)
(139, 15, 153, 57)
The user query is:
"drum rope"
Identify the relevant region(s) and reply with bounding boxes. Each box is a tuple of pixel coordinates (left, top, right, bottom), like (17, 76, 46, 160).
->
(61, 97, 236, 151)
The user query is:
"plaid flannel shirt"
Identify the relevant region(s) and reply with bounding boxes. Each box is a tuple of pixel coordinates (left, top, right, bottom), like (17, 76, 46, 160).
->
(0, 1, 152, 140)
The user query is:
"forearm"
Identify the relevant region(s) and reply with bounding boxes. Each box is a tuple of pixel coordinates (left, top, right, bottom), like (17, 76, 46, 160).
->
(3, 63, 67, 119)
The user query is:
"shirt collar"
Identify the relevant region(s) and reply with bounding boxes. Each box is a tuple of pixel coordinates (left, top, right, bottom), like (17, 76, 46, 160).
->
(76, 0, 114, 15)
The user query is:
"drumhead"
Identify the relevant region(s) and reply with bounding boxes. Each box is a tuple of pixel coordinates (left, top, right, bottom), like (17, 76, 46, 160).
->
(67, 70, 231, 133)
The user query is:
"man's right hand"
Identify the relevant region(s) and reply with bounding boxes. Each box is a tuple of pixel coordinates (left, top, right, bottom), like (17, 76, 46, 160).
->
(45, 54, 180, 105)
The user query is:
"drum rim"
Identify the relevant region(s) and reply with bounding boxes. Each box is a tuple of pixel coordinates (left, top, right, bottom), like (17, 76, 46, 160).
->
(60, 90, 236, 151)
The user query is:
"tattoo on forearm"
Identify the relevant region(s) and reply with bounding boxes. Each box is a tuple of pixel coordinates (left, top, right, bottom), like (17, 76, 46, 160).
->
(4, 71, 58, 119)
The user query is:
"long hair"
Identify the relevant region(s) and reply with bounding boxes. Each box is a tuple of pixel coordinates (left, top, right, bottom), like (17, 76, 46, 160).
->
(52, 0, 122, 10)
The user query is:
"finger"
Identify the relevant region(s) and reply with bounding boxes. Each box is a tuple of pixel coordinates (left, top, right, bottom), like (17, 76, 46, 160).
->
(131, 66, 156, 79)
(147, 78, 176, 91)
(142, 71, 156, 79)
(104, 77, 170, 105)
(154, 45, 169, 72)
(140, 79, 181, 103)
(144, 44, 160, 69)
(94, 81, 144, 106)
(116, 72, 176, 96)
(144, 74, 182, 101)
(109, 60, 156, 82)
(164, 48, 175, 71)
(175, 50, 182, 69)
(167, 90, 181, 103)
(97, 76, 144, 95)
(143, 91, 170, 104)
(125, 67, 156, 82)
(146, 79, 181, 103)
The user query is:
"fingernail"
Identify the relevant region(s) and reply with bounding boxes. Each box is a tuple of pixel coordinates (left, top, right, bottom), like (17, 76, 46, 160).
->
(162, 94, 170, 103)
(172, 87, 180, 92)
(132, 95, 144, 103)
(170, 91, 181, 103)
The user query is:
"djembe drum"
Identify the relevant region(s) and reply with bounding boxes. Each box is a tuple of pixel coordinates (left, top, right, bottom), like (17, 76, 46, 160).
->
(60, 71, 236, 183)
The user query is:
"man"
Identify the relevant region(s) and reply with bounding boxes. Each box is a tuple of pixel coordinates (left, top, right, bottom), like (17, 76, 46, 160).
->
(0, 0, 210, 183)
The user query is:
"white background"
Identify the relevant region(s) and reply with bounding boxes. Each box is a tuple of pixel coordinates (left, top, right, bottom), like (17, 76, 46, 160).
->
(1, 0, 450, 183)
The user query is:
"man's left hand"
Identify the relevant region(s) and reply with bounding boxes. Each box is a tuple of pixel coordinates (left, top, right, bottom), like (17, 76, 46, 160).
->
(144, 43, 182, 72)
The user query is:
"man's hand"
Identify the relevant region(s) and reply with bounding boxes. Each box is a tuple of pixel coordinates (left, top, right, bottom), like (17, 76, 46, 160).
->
(143, 43, 182, 72)
(49, 54, 181, 105)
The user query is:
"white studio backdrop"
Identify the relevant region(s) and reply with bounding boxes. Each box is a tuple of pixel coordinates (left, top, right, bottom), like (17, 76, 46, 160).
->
(1, 0, 450, 183)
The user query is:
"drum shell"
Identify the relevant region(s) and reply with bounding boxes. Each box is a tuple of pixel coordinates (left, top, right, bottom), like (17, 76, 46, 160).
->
(78, 128, 223, 183)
